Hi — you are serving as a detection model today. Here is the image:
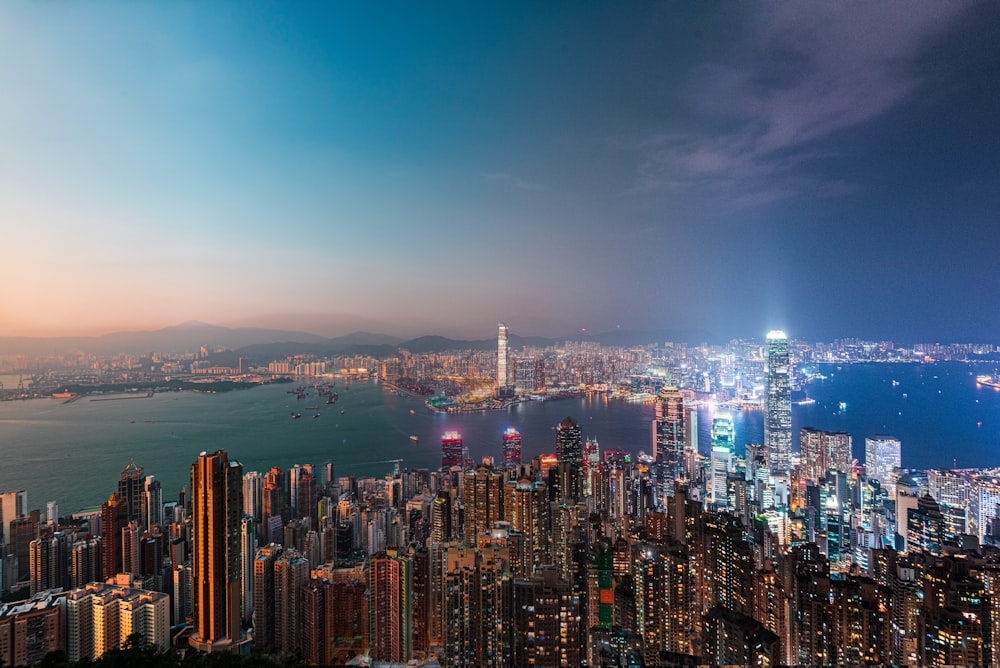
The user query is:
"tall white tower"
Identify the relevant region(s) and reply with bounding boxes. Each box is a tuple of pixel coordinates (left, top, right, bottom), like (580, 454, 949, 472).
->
(497, 323, 510, 397)
(765, 330, 792, 480)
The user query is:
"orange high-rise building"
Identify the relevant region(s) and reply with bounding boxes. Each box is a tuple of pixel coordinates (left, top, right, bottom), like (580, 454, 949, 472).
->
(189, 450, 245, 652)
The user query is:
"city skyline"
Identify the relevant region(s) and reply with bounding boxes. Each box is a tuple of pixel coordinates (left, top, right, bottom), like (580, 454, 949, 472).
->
(2, 4, 1000, 342)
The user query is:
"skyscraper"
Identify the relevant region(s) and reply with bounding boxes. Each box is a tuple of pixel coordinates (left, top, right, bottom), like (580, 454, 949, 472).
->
(118, 459, 146, 526)
(710, 414, 735, 509)
(496, 323, 511, 398)
(865, 435, 902, 489)
(556, 417, 583, 501)
(502, 427, 522, 469)
(765, 331, 792, 480)
(441, 432, 463, 469)
(189, 450, 245, 652)
(652, 384, 685, 503)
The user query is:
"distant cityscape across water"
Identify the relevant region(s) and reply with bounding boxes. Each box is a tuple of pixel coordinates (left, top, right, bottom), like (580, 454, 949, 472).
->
(2, 361, 1000, 515)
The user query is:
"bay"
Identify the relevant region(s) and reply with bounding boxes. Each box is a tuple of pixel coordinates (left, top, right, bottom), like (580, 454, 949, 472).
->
(2, 361, 1000, 515)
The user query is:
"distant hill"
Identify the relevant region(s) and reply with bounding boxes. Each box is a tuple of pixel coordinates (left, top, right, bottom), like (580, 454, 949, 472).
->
(0, 323, 711, 358)
(0, 322, 330, 355)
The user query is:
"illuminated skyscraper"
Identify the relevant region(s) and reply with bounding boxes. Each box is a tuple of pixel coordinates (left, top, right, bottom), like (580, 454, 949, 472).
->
(652, 385, 685, 503)
(800, 428, 852, 483)
(189, 450, 244, 652)
(502, 427, 522, 469)
(441, 432, 463, 468)
(710, 414, 735, 508)
(765, 331, 792, 480)
(496, 323, 513, 398)
(865, 435, 901, 489)
(463, 465, 504, 541)
(556, 417, 583, 501)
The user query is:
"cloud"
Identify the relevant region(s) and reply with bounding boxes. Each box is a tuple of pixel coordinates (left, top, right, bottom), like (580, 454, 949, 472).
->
(633, 2, 974, 206)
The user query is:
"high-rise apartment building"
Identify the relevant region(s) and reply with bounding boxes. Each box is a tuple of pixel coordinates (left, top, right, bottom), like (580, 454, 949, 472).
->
(463, 465, 504, 542)
(29, 531, 69, 595)
(800, 427, 852, 483)
(441, 431, 463, 469)
(765, 330, 792, 479)
(0, 590, 65, 667)
(189, 450, 244, 652)
(65, 582, 169, 661)
(368, 550, 413, 663)
(71, 537, 102, 588)
(144, 476, 163, 530)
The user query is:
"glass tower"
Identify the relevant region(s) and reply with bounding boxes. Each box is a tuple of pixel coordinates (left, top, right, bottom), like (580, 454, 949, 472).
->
(764, 330, 792, 479)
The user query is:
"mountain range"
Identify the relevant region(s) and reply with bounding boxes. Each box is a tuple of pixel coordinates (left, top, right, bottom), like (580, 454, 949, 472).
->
(0, 321, 711, 359)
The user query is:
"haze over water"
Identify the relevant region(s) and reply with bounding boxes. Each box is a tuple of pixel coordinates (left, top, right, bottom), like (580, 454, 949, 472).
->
(3, 361, 1000, 515)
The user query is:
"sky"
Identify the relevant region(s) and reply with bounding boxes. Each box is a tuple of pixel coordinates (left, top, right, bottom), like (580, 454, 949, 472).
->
(1, 2, 998, 342)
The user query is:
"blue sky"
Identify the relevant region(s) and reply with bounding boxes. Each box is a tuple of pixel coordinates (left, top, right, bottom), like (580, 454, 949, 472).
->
(1, 2, 998, 341)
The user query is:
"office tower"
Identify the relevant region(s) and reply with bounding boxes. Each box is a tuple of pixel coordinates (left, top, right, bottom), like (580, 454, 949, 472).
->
(512, 566, 582, 668)
(144, 477, 163, 530)
(71, 537, 102, 588)
(29, 531, 69, 595)
(556, 417, 583, 501)
(463, 464, 504, 541)
(441, 431, 463, 468)
(765, 330, 792, 479)
(118, 459, 147, 525)
(368, 550, 413, 663)
(290, 464, 317, 526)
(8, 513, 39, 583)
(45, 501, 58, 529)
(189, 449, 244, 652)
(0, 491, 28, 547)
(710, 414, 735, 509)
(556, 417, 583, 468)
(0, 590, 64, 666)
(865, 435, 901, 489)
(496, 322, 512, 398)
(502, 427, 522, 470)
(652, 384, 685, 504)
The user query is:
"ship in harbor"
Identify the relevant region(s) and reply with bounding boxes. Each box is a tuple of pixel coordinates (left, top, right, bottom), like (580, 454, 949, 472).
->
(976, 375, 1000, 390)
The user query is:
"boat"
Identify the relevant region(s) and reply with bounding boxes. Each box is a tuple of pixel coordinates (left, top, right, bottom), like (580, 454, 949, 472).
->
(291, 412, 301, 419)
(340, 409, 346, 415)
(312, 413, 320, 419)
(409, 435, 419, 442)
(976, 375, 1000, 390)
(306, 405, 319, 410)
(409, 409, 416, 415)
